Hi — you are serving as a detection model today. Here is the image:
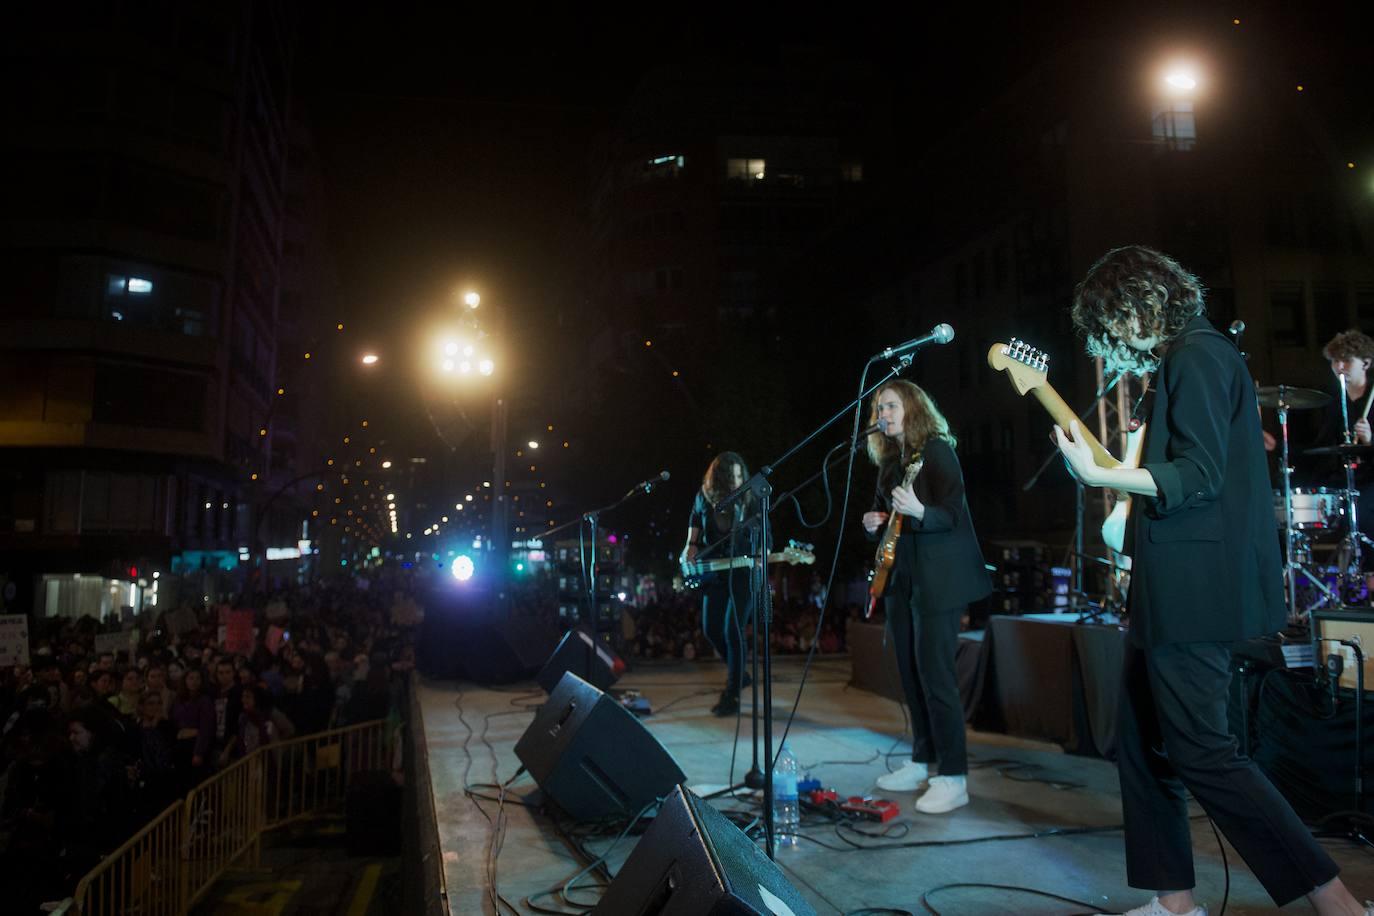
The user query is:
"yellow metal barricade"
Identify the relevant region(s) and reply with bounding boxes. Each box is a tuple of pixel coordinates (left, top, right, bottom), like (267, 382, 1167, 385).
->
(70, 717, 390, 915)
(71, 799, 184, 916)
(263, 719, 390, 830)
(182, 752, 264, 908)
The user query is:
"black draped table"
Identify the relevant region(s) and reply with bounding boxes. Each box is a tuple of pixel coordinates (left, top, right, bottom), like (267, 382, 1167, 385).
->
(849, 613, 1129, 758)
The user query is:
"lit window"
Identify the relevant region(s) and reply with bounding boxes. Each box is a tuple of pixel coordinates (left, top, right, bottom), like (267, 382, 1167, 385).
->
(840, 162, 863, 183)
(1152, 102, 1196, 151)
(726, 158, 766, 182)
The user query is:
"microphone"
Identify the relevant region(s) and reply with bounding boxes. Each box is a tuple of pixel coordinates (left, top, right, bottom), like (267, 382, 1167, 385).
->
(635, 470, 670, 493)
(860, 419, 888, 437)
(1228, 319, 1248, 360)
(880, 323, 954, 358)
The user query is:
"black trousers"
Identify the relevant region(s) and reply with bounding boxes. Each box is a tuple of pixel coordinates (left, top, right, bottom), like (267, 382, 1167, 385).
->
(1117, 641, 1339, 905)
(886, 592, 967, 775)
(701, 567, 754, 696)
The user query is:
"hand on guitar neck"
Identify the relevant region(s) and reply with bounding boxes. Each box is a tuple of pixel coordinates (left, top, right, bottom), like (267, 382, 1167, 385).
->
(1054, 421, 1157, 497)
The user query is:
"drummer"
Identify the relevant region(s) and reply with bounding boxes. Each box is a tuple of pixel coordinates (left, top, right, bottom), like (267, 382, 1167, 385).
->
(1318, 328, 1374, 448)
(1313, 329, 1374, 576)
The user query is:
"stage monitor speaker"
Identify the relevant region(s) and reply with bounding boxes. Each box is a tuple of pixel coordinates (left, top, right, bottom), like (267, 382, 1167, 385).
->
(1315, 608, 1374, 691)
(537, 628, 625, 694)
(590, 784, 817, 916)
(515, 671, 683, 822)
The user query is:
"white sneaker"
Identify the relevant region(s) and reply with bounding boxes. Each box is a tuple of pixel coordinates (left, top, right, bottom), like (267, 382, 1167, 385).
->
(915, 775, 969, 813)
(1097, 897, 1207, 916)
(875, 761, 929, 792)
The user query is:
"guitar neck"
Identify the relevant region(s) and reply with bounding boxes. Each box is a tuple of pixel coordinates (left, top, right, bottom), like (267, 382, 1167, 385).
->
(1030, 384, 1121, 470)
(691, 551, 804, 573)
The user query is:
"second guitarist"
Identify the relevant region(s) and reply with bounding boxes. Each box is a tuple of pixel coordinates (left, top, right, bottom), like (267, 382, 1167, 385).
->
(863, 381, 991, 813)
(681, 451, 767, 717)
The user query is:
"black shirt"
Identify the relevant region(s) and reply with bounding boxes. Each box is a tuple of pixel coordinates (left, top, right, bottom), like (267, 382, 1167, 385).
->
(688, 490, 766, 559)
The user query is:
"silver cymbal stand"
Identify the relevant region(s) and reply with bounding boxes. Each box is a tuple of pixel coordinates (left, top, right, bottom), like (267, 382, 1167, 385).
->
(1336, 372, 1372, 591)
(1277, 388, 1339, 644)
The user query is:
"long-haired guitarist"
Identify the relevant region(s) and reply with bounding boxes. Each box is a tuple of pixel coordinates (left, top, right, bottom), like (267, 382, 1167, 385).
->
(1054, 246, 1366, 916)
(680, 451, 762, 717)
(861, 381, 991, 814)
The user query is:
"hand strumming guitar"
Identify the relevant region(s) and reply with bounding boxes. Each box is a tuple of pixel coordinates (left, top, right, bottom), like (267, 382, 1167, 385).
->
(890, 483, 925, 522)
(862, 511, 889, 534)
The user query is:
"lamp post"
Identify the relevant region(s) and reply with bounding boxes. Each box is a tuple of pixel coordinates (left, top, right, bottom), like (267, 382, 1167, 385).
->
(435, 289, 510, 605)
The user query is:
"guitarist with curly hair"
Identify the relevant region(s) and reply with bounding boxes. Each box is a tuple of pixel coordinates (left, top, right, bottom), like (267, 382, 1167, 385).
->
(1055, 245, 1369, 916)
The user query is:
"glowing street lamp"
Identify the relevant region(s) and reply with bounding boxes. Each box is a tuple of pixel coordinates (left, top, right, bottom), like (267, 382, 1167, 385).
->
(361, 353, 379, 365)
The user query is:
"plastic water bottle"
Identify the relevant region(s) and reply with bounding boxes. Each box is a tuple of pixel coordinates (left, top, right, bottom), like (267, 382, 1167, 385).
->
(771, 744, 800, 849)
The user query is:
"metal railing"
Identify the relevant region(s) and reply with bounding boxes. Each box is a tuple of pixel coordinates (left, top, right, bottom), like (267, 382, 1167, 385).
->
(68, 717, 391, 915)
(70, 800, 184, 916)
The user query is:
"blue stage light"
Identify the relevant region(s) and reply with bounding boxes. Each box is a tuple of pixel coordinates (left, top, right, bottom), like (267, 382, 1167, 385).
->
(451, 554, 475, 582)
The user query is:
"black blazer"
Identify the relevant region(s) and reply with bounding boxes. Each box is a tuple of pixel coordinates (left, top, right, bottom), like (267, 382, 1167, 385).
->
(1125, 318, 1287, 648)
(873, 437, 993, 614)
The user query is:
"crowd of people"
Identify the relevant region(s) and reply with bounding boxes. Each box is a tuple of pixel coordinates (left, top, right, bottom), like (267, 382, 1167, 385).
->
(0, 576, 419, 913)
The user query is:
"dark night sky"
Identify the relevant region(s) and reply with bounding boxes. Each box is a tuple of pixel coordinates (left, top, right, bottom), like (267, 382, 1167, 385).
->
(293, 2, 1374, 518)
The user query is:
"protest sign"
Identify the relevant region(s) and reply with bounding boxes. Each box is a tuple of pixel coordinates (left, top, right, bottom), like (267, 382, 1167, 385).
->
(225, 609, 255, 654)
(0, 615, 29, 667)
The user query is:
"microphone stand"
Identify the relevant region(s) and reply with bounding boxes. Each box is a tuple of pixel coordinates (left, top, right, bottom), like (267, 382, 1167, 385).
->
(702, 441, 849, 804)
(715, 352, 918, 858)
(570, 477, 669, 687)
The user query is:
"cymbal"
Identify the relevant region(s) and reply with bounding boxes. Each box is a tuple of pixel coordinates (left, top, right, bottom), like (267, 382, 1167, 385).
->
(1256, 385, 1331, 409)
(1304, 443, 1374, 457)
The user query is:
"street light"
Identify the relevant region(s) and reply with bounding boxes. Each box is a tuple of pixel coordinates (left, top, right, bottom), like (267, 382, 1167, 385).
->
(361, 353, 379, 365)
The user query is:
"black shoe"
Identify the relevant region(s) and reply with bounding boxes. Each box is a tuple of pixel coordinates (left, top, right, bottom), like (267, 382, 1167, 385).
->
(711, 692, 740, 717)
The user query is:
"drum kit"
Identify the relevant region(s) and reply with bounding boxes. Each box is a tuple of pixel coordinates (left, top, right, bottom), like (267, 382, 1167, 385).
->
(1263, 383, 1373, 624)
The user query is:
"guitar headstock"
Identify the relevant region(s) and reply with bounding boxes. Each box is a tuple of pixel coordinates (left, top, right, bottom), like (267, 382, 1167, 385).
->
(783, 541, 816, 565)
(987, 339, 1049, 396)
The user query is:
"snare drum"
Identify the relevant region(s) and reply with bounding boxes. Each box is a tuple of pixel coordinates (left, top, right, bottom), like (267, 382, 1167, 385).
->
(1274, 487, 1349, 530)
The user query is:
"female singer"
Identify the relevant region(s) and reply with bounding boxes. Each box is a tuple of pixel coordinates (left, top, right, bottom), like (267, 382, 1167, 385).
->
(864, 381, 991, 813)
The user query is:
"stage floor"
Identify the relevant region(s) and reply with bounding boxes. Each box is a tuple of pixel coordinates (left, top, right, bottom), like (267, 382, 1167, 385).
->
(418, 655, 1374, 915)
